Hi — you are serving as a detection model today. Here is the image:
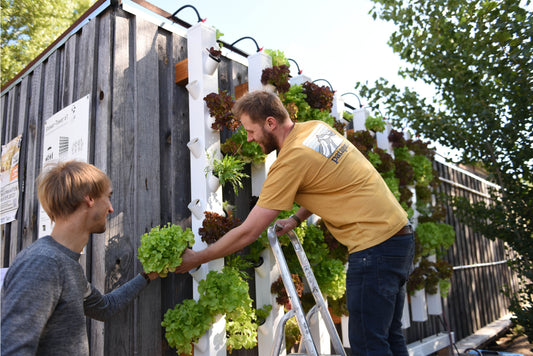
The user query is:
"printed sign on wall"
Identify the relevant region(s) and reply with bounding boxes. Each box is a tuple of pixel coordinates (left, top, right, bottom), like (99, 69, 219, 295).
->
(1, 135, 22, 224)
(38, 94, 90, 237)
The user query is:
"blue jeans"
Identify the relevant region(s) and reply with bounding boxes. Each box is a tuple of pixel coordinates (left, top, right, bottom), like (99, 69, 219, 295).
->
(346, 231, 415, 356)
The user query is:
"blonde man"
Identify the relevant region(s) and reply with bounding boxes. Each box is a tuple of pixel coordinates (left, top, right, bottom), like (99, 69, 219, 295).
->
(1, 161, 158, 356)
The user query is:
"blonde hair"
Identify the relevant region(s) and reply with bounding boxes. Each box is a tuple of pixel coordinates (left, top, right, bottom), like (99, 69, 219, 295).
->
(37, 160, 111, 221)
(232, 90, 290, 124)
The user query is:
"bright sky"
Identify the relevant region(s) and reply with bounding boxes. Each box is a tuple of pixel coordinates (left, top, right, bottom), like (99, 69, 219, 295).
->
(149, 0, 406, 109)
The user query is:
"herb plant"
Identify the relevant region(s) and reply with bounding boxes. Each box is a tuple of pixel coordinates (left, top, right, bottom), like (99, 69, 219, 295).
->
(137, 223, 194, 277)
(205, 153, 249, 195)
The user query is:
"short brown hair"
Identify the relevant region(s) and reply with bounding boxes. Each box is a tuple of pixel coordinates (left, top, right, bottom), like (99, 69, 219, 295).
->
(232, 90, 289, 124)
(37, 160, 111, 221)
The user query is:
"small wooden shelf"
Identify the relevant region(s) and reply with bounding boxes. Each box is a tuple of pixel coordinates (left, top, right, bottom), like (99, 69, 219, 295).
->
(235, 82, 249, 100)
(174, 59, 188, 86)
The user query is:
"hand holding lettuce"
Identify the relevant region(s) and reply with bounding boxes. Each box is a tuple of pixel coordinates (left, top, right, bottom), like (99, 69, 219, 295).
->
(138, 223, 194, 277)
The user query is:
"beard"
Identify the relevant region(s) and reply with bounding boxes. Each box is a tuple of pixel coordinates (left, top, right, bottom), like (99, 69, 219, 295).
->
(261, 128, 278, 154)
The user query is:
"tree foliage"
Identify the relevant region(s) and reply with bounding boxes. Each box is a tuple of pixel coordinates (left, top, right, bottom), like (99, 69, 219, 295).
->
(358, 0, 533, 340)
(1, 0, 93, 86)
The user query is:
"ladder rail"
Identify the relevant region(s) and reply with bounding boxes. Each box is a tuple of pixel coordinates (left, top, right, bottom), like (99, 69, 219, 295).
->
(286, 230, 347, 356)
(268, 226, 319, 356)
(267, 226, 347, 356)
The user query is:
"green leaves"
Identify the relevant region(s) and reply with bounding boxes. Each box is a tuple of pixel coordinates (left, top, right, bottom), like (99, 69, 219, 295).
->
(137, 223, 194, 277)
(415, 222, 455, 258)
(1, 0, 92, 85)
(220, 126, 266, 165)
(162, 299, 214, 355)
(162, 266, 263, 354)
(206, 153, 249, 195)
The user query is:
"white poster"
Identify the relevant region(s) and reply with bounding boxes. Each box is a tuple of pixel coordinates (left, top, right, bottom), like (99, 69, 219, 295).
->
(38, 95, 90, 237)
(1, 135, 22, 224)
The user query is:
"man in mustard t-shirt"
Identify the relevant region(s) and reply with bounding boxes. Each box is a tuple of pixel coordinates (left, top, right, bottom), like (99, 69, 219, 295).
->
(177, 90, 415, 356)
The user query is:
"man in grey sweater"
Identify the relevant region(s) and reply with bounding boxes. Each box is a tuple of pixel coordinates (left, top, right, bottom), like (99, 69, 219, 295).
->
(1, 160, 159, 356)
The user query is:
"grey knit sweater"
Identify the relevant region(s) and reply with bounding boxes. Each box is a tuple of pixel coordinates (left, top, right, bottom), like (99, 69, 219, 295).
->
(1, 235, 148, 356)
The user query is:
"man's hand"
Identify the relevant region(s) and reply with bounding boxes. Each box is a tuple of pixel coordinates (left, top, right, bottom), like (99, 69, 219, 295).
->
(273, 217, 299, 237)
(175, 248, 201, 274)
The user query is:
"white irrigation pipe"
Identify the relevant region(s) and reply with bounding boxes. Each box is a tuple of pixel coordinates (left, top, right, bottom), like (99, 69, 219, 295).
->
(453, 260, 508, 270)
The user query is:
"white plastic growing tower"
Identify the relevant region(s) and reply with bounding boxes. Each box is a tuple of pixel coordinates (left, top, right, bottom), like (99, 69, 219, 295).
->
(185, 22, 225, 356)
(246, 50, 287, 356)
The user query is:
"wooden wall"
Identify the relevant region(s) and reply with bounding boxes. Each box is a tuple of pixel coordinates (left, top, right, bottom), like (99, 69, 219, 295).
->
(404, 161, 518, 344)
(0, 2, 518, 355)
(0, 5, 244, 355)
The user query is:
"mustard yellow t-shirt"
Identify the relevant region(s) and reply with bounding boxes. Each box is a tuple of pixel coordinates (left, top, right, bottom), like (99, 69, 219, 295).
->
(257, 121, 407, 253)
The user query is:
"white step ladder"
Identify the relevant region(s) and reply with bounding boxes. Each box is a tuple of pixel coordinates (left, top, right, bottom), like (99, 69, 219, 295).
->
(267, 225, 347, 356)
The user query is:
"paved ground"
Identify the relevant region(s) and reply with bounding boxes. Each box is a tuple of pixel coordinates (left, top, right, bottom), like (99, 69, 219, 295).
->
(484, 332, 533, 356)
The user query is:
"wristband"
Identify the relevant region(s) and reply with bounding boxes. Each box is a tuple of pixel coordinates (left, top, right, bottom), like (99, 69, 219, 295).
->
(140, 272, 151, 284)
(290, 214, 302, 227)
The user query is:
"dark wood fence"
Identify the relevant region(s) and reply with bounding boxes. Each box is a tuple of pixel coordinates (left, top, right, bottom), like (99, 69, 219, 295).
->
(403, 160, 519, 345)
(0, 2, 518, 355)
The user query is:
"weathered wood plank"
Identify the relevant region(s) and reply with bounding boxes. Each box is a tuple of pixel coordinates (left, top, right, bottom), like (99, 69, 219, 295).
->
(23, 66, 44, 249)
(13, 77, 29, 256)
(105, 11, 137, 356)
(7, 84, 20, 262)
(90, 9, 113, 356)
(61, 34, 78, 107)
(133, 16, 162, 355)
(160, 30, 193, 356)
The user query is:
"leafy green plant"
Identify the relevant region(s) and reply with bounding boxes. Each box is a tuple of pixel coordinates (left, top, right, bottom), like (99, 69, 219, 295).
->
(394, 159, 415, 186)
(313, 258, 346, 300)
(137, 223, 194, 277)
(388, 129, 406, 148)
(264, 49, 289, 67)
(199, 211, 241, 245)
(205, 153, 249, 195)
(199, 267, 251, 315)
(317, 219, 348, 264)
(204, 91, 239, 131)
(347, 130, 375, 155)
(302, 81, 334, 112)
(343, 110, 354, 121)
(255, 304, 273, 325)
(261, 65, 291, 94)
(271, 274, 304, 310)
(221, 126, 266, 164)
(206, 46, 222, 60)
(162, 299, 215, 355)
(226, 305, 257, 353)
(415, 222, 455, 259)
(333, 120, 347, 135)
(410, 154, 433, 186)
(365, 114, 386, 133)
(407, 258, 453, 297)
(328, 293, 348, 318)
(282, 84, 335, 126)
(162, 266, 259, 354)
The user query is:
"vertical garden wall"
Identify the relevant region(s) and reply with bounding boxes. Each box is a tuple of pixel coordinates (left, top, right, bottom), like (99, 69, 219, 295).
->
(0, 1, 518, 355)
